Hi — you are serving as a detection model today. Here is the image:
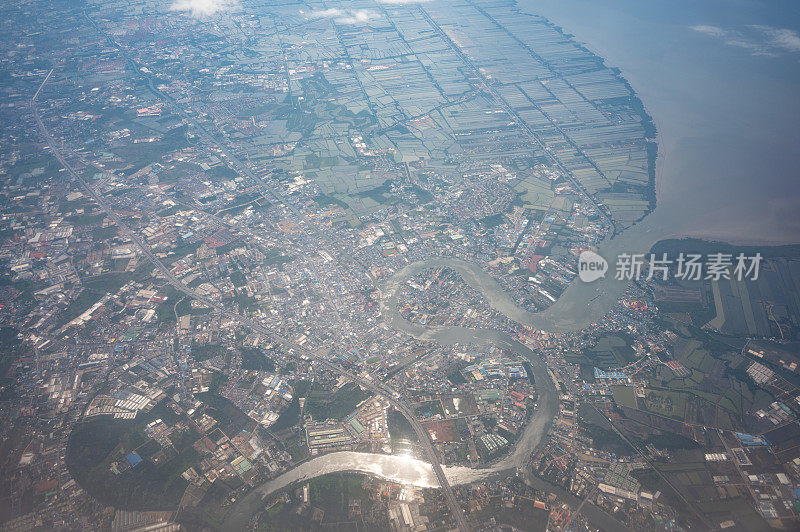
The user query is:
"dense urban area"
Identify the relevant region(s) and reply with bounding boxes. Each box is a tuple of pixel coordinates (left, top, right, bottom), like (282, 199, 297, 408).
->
(1, 0, 800, 530)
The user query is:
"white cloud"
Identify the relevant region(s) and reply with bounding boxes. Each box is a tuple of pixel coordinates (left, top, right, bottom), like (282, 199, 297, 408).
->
(689, 25, 725, 38)
(376, 0, 432, 4)
(753, 25, 800, 53)
(311, 8, 345, 18)
(310, 7, 380, 24)
(170, 0, 238, 17)
(690, 23, 800, 57)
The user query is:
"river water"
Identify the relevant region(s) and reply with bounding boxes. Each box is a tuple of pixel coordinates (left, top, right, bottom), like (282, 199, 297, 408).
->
(383, 256, 631, 332)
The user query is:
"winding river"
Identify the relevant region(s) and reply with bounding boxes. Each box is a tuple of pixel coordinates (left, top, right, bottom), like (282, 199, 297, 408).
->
(382, 255, 638, 334)
(223, 257, 566, 528)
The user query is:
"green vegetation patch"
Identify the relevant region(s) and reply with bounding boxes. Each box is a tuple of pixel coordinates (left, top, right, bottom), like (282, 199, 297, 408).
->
(479, 213, 506, 228)
(190, 342, 225, 362)
(642, 388, 688, 420)
(196, 392, 251, 435)
(414, 400, 444, 419)
(112, 126, 190, 169)
(254, 473, 376, 529)
(610, 385, 638, 409)
(579, 332, 638, 368)
(312, 194, 349, 211)
(65, 405, 196, 510)
(305, 383, 370, 421)
(56, 291, 102, 328)
(0, 326, 24, 377)
(238, 347, 276, 372)
(176, 297, 212, 317)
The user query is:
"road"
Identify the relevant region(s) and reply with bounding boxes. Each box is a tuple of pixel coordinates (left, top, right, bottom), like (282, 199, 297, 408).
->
(588, 402, 711, 529)
(31, 78, 470, 532)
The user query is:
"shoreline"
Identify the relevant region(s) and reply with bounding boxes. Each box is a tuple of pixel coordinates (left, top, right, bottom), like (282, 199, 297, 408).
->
(524, 0, 800, 246)
(534, 11, 661, 224)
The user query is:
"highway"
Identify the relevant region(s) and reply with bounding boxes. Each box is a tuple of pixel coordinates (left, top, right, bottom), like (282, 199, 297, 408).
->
(31, 76, 470, 531)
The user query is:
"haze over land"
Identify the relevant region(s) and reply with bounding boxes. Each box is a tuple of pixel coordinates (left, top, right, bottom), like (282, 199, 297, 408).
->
(2, 0, 800, 530)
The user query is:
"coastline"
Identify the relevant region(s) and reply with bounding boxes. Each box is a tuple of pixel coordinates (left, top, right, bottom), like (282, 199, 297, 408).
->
(520, 0, 800, 246)
(532, 10, 661, 225)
